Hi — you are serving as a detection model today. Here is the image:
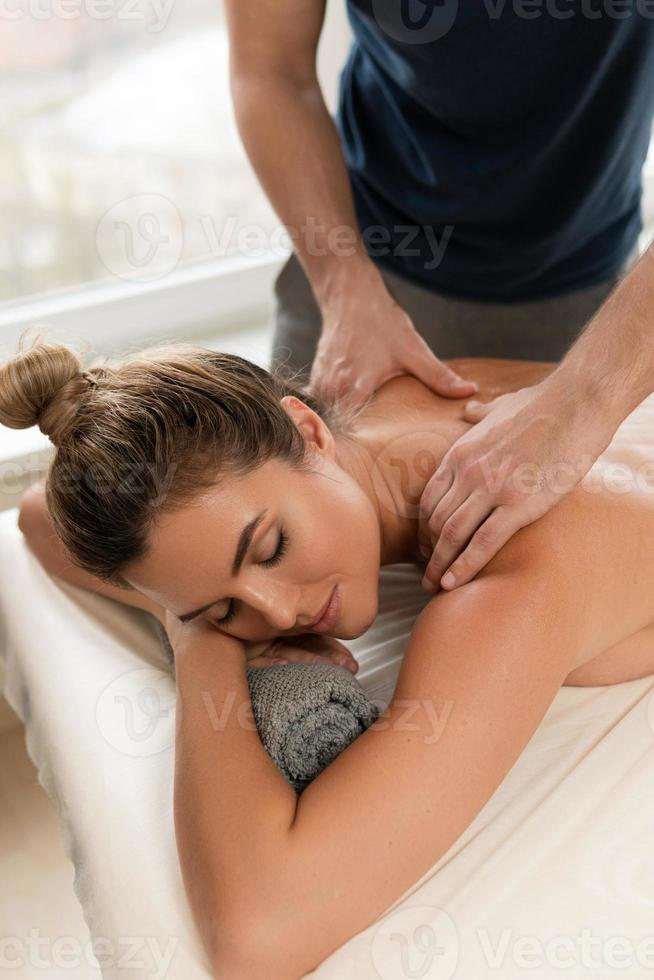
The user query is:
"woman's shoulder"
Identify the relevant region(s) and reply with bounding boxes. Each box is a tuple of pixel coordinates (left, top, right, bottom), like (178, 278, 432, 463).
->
(484, 475, 654, 667)
(371, 367, 654, 673)
(372, 359, 557, 413)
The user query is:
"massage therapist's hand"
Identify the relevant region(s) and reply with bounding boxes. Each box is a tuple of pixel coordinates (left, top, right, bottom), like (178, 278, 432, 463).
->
(308, 273, 478, 408)
(418, 380, 614, 593)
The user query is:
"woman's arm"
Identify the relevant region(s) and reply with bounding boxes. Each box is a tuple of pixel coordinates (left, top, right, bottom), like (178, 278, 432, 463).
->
(172, 515, 605, 980)
(176, 472, 654, 979)
(18, 482, 166, 621)
(18, 484, 358, 671)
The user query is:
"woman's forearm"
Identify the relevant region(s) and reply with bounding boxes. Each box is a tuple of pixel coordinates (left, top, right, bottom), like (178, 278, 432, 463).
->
(172, 637, 297, 972)
(18, 482, 165, 622)
(173, 539, 586, 980)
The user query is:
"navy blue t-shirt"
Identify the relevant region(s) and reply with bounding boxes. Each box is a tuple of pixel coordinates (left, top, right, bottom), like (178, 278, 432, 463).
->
(336, 1, 654, 301)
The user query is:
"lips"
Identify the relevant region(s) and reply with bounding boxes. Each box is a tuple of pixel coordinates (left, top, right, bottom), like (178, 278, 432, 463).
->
(307, 589, 334, 627)
(308, 585, 340, 633)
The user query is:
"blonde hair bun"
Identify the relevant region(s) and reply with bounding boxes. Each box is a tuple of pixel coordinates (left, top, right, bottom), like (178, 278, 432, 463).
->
(0, 332, 89, 446)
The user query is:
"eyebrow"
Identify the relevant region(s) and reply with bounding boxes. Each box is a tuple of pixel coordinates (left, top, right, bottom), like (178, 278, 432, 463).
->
(177, 509, 268, 623)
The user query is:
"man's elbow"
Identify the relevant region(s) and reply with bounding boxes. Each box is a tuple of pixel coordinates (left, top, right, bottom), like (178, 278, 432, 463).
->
(229, 58, 320, 109)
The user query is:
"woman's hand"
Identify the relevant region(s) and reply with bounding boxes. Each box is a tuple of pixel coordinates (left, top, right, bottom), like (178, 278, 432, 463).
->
(247, 633, 359, 675)
(163, 610, 358, 675)
(163, 609, 247, 663)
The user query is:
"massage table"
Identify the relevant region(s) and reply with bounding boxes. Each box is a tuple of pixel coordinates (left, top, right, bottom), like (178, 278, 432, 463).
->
(1, 503, 654, 979)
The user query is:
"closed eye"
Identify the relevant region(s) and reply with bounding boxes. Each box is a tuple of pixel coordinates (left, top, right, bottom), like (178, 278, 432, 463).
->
(212, 527, 289, 627)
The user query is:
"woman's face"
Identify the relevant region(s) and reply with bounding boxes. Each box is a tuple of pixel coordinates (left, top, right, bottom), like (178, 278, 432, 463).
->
(124, 397, 383, 644)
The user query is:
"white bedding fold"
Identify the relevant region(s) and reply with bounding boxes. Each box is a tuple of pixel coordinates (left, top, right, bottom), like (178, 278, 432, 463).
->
(1, 506, 653, 979)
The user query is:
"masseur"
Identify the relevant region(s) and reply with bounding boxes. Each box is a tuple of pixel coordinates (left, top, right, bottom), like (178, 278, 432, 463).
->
(225, 2, 654, 591)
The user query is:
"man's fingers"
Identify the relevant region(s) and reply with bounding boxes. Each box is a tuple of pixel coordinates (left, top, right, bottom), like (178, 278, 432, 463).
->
(463, 398, 494, 423)
(419, 463, 455, 518)
(418, 464, 455, 552)
(307, 369, 345, 402)
(438, 507, 521, 590)
(422, 481, 461, 544)
(309, 364, 373, 409)
(421, 492, 490, 592)
(405, 344, 479, 399)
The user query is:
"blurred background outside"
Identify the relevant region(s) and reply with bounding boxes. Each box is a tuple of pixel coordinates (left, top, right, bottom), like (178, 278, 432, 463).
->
(1, 0, 350, 302)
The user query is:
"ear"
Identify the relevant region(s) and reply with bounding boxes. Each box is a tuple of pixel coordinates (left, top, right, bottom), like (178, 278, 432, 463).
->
(280, 395, 335, 457)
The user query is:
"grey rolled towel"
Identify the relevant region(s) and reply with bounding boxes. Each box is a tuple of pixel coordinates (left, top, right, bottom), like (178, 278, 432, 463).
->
(152, 619, 379, 793)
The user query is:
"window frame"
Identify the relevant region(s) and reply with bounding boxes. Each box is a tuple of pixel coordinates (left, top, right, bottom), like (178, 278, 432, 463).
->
(0, 250, 285, 357)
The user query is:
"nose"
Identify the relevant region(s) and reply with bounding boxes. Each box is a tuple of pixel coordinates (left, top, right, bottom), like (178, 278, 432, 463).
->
(242, 580, 299, 631)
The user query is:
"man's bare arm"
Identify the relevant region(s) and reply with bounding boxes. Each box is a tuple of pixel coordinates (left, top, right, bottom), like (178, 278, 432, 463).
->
(224, 0, 476, 403)
(224, 0, 381, 308)
(547, 241, 654, 421)
(419, 241, 654, 594)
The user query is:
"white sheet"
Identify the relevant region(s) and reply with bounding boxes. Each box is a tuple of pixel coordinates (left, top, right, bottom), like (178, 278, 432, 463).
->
(1, 505, 654, 980)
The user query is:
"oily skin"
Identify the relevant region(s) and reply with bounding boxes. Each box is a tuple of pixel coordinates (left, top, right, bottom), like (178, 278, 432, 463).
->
(22, 358, 654, 688)
(124, 394, 424, 649)
(124, 360, 553, 652)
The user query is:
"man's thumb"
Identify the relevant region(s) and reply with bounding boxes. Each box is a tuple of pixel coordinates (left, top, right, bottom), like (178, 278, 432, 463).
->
(407, 348, 479, 399)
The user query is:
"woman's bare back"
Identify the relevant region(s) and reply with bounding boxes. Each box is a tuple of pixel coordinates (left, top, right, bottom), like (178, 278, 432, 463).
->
(360, 357, 654, 688)
(22, 354, 654, 689)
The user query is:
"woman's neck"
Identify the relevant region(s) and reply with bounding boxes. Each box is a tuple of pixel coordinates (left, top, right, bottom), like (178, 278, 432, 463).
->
(333, 378, 474, 567)
(332, 361, 555, 568)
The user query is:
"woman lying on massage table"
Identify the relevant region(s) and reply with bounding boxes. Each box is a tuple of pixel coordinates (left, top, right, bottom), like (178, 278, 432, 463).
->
(5, 339, 654, 980)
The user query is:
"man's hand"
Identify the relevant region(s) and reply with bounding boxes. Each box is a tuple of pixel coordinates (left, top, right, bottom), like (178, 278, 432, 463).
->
(417, 380, 614, 593)
(308, 281, 478, 409)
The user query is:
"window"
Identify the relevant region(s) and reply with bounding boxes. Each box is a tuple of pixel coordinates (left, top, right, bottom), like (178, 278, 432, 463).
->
(1, 1, 286, 302)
